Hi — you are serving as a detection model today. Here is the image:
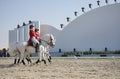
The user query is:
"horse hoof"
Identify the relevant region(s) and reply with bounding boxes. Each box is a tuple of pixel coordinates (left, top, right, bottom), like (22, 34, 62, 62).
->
(43, 60, 46, 65)
(36, 59, 40, 64)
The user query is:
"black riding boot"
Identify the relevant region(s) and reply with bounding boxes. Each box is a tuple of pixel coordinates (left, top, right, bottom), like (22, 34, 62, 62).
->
(35, 43, 39, 53)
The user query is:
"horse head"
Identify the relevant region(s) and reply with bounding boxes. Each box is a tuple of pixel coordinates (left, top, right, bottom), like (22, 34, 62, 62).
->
(49, 34, 56, 47)
(41, 34, 56, 48)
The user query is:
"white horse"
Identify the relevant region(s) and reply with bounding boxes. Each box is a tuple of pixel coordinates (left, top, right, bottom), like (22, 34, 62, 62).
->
(9, 34, 56, 65)
(23, 34, 56, 65)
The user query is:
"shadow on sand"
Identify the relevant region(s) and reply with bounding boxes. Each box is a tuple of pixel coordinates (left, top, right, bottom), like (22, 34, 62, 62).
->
(0, 64, 15, 68)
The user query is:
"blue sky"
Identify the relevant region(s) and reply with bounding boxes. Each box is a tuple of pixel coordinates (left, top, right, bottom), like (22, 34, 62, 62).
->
(0, 0, 119, 48)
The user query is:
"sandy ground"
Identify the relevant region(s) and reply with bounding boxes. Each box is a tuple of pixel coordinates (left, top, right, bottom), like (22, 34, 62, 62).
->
(0, 58, 120, 79)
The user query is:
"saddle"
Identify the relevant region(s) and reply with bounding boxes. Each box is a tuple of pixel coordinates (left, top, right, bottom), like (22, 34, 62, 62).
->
(27, 39, 41, 47)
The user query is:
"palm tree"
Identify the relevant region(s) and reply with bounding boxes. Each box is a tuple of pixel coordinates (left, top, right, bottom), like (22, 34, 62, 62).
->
(89, 4, 92, 9)
(74, 11, 78, 16)
(60, 24, 64, 28)
(114, 0, 117, 3)
(97, 0, 100, 7)
(81, 7, 85, 13)
(105, 0, 108, 4)
(66, 17, 70, 22)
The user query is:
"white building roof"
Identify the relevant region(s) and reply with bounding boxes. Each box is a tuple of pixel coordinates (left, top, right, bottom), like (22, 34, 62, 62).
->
(52, 3, 120, 52)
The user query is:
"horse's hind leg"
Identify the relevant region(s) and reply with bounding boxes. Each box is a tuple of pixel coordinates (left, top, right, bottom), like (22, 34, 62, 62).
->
(47, 55, 52, 64)
(30, 59, 40, 66)
(48, 58, 51, 64)
(28, 59, 32, 64)
(14, 59, 17, 64)
(36, 59, 40, 64)
(26, 58, 32, 64)
(49, 56, 51, 60)
(17, 59, 20, 64)
(14, 53, 19, 64)
(42, 59, 46, 65)
(22, 60, 26, 65)
(44, 60, 46, 64)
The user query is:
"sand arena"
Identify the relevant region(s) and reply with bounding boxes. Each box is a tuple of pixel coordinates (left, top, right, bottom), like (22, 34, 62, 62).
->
(0, 58, 120, 79)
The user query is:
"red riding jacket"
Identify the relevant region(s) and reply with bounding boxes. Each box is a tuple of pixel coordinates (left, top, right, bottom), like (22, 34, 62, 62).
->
(28, 29, 36, 45)
(35, 32, 40, 40)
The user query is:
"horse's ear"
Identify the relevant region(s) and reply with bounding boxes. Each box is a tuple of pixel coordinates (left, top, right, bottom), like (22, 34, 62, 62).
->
(51, 34, 52, 37)
(50, 34, 53, 37)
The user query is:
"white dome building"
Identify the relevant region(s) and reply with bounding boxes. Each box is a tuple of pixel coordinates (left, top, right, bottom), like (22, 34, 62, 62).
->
(52, 3, 120, 52)
(40, 24, 61, 38)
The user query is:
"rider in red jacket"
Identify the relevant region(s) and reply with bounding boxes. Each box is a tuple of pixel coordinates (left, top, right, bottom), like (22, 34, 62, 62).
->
(35, 29, 40, 39)
(28, 25, 36, 45)
(28, 25, 39, 53)
(35, 28, 41, 43)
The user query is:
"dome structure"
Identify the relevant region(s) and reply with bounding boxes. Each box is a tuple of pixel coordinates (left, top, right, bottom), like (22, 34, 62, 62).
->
(53, 3, 120, 52)
(40, 24, 61, 39)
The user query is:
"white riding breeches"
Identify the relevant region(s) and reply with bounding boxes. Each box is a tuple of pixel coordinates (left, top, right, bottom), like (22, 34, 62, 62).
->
(32, 37, 39, 45)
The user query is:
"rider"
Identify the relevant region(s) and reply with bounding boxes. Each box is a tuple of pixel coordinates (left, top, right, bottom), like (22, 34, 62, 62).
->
(35, 28, 41, 43)
(28, 25, 39, 53)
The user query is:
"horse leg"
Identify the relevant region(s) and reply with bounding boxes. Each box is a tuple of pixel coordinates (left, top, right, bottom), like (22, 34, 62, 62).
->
(14, 58, 17, 64)
(17, 59, 20, 64)
(22, 59, 26, 65)
(36, 59, 40, 64)
(49, 56, 51, 60)
(28, 59, 32, 64)
(48, 58, 51, 64)
(47, 54, 51, 64)
(27, 54, 32, 64)
(20, 49, 26, 65)
(26, 58, 29, 64)
(44, 60, 46, 64)
(38, 52, 46, 65)
(26, 58, 32, 64)
(43, 60, 46, 65)
(14, 53, 19, 64)
(20, 55, 26, 65)
(46, 53, 51, 64)
(42, 59, 46, 64)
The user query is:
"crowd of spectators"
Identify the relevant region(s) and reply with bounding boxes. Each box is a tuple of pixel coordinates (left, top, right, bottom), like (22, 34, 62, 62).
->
(0, 48, 10, 57)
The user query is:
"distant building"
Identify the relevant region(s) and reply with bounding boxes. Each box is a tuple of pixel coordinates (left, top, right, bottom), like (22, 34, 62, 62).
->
(52, 3, 120, 52)
(9, 21, 40, 56)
